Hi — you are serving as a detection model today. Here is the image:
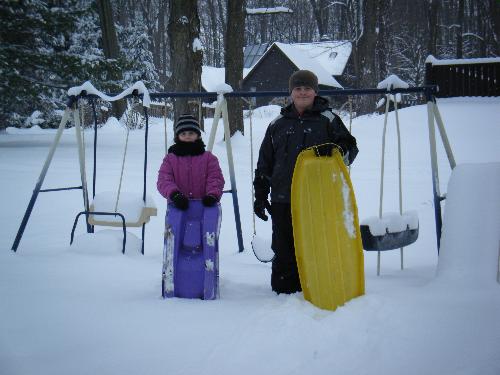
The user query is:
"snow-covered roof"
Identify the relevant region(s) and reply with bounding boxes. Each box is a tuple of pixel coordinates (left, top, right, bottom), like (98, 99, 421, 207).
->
(284, 40, 352, 76)
(272, 42, 343, 88)
(203, 39, 353, 92)
(201, 66, 252, 92)
(244, 40, 352, 89)
(246, 40, 351, 75)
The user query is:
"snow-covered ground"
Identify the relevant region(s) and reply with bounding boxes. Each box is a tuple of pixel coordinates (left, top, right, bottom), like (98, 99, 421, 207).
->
(1, 97, 499, 375)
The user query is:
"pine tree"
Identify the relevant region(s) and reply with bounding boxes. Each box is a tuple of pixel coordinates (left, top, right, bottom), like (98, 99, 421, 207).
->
(118, 20, 160, 91)
(1, 1, 77, 128)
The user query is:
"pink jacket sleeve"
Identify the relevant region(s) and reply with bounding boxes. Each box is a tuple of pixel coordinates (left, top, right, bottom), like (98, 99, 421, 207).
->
(157, 154, 179, 199)
(205, 153, 225, 200)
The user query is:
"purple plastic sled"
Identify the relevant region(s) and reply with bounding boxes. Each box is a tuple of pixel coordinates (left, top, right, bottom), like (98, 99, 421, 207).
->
(162, 200, 221, 300)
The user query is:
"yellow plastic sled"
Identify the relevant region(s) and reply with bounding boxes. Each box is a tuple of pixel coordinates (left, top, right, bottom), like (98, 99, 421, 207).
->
(291, 145, 365, 311)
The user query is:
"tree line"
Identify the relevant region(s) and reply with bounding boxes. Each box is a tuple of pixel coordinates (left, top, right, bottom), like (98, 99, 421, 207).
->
(1, 0, 499, 131)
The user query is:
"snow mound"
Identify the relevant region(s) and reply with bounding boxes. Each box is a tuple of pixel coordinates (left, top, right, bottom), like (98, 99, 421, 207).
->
(245, 105, 282, 119)
(69, 229, 143, 255)
(436, 162, 500, 288)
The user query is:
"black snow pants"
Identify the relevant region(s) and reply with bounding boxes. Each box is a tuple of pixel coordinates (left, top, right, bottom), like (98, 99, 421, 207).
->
(270, 202, 302, 294)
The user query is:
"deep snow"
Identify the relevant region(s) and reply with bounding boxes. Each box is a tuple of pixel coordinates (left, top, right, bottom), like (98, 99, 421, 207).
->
(1, 97, 499, 375)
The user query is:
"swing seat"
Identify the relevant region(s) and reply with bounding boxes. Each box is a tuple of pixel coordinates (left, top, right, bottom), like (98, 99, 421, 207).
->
(360, 211, 419, 251)
(88, 191, 157, 227)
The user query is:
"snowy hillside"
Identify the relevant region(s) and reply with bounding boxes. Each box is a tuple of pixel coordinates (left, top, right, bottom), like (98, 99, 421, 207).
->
(0, 97, 499, 375)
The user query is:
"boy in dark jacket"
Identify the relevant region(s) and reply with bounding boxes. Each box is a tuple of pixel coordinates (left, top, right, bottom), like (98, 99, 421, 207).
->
(253, 70, 358, 294)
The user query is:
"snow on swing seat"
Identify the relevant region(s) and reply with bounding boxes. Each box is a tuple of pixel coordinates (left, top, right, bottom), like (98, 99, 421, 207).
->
(360, 211, 419, 251)
(88, 191, 157, 227)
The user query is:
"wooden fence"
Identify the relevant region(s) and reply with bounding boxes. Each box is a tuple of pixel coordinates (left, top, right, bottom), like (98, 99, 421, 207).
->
(425, 57, 500, 98)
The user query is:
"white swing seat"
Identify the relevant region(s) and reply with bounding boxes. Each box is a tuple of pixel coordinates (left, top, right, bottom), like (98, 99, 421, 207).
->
(88, 191, 157, 227)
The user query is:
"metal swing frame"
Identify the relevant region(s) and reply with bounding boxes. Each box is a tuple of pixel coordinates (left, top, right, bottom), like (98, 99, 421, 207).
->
(11, 92, 155, 254)
(69, 94, 155, 254)
(12, 84, 454, 259)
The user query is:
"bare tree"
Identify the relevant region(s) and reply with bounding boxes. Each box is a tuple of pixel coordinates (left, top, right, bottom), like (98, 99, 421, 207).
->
(489, 0, 500, 55)
(199, 0, 226, 67)
(168, 0, 203, 121)
(375, 0, 390, 82)
(158, 0, 168, 84)
(207, 0, 221, 66)
(427, 0, 440, 56)
(352, 0, 378, 111)
(309, 0, 330, 38)
(391, 2, 428, 86)
(225, 0, 246, 135)
(456, 0, 464, 58)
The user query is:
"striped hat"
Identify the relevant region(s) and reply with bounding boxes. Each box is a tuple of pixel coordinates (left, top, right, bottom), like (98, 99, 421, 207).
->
(175, 114, 201, 136)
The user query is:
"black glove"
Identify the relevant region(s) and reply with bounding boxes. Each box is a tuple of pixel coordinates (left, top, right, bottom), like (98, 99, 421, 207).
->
(254, 199, 271, 221)
(170, 191, 189, 210)
(314, 143, 336, 157)
(202, 195, 218, 207)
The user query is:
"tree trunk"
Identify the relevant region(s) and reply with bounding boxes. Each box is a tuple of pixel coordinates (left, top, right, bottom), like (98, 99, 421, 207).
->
(490, 0, 500, 56)
(427, 0, 440, 57)
(456, 0, 464, 58)
(97, 0, 126, 118)
(168, 0, 203, 124)
(258, 0, 268, 43)
(376, 0, 390, 83)
(310, 0, 329, 38)
(225, 0, 246, 136)
(157, 0, 167, 86)
(217, 0, 227, 41)
(353, 0, 378, 113)
(207, 0, 220, 66)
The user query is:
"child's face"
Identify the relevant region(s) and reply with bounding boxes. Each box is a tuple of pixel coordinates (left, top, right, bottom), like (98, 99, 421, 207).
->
(178, 130, 199, 142)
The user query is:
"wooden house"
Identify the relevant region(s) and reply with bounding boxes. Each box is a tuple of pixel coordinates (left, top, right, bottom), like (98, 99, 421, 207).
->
(241, 40, 353, 107)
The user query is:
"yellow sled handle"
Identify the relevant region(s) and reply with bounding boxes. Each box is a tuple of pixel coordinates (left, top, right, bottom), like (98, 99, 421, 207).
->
(308, 143, 345, 158)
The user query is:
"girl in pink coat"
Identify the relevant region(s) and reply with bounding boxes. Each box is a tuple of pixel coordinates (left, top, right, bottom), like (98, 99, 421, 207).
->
(157, 114, 225, 210)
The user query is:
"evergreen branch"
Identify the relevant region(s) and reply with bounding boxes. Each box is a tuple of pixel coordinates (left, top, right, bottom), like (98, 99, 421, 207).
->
(16, 74, 68, 90)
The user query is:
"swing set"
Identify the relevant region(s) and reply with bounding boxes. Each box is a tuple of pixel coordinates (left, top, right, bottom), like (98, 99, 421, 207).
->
(12, 82, 455, 272)
(245, 84, 455, 274)
(11, 82, 246, 254)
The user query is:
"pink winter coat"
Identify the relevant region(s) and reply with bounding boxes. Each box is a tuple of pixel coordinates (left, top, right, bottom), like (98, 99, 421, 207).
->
(157, 151, 225, 201)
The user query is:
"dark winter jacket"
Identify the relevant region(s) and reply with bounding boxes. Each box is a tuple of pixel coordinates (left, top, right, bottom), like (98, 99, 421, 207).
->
(254, 96, 358, 203)
(157, 139, 225, 201)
